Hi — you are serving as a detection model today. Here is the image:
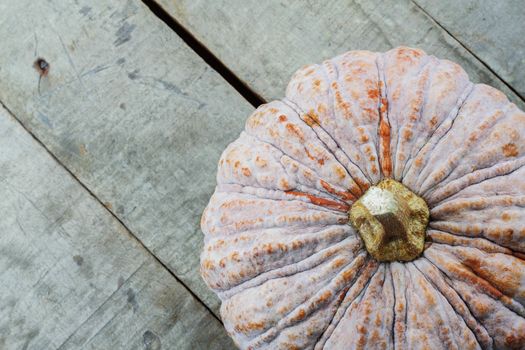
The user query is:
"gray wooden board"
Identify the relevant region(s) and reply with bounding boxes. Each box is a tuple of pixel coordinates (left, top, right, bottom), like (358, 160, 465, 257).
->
(413, 0, 525, 99)
(155, 0, 525, 109)
(0, 105, 234, 349)
(0, 0, 253, 317)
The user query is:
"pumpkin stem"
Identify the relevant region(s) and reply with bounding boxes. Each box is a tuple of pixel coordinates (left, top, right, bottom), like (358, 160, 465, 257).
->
(349, 179, 429, 262)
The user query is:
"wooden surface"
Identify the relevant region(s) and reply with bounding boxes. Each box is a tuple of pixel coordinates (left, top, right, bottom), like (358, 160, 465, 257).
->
(0, 105, 233, 349)
(0, 0, 523, 348)
(413, 0, 525, 99)
(0, 0, 252, 317)
(155, 0, 525, 109)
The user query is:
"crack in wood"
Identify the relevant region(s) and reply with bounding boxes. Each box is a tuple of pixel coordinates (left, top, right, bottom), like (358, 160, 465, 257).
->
(141, 0, 265, 108)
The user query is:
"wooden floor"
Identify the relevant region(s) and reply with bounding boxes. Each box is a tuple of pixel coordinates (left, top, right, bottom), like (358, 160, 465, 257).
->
(0, 0, 523, 348)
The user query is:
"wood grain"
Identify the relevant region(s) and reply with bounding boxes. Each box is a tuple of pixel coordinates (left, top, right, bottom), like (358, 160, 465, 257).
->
(413, 0, 525, 99)
(0, 105, 234, 349)
(153, 0, 524, 109)
(0, 0, 253, 316)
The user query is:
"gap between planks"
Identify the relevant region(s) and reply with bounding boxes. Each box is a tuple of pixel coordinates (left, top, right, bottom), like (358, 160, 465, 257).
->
(410, 0, 525, 104)
(141, 0, 266, 107)
(0, 98, 222, 324)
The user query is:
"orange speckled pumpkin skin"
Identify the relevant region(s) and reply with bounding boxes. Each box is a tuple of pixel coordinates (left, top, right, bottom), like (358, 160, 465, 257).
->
(201, 47, 525, 349)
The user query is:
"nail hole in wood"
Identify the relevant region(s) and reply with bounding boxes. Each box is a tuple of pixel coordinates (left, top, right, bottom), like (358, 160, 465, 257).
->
(34, 58, 50, 77)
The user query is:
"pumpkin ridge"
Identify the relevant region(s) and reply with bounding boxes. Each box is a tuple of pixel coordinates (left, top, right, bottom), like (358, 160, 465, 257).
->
(204, 223, 353, 242)
(243, 253, 369, 349)
(402, 82, 475, 191)
(407, 261, 478, 348)
(403, 263, 414, 349)
(318, 58, 363, 176)
(321, 261, 384, 349)
(281, 97, 371, 193)
(419, 102, 514, 197)
(376, 52, 393, 179)
(217, 183, 350, 212)
(284, 190, 351, 211)
(342, 264, 396, 348)
(244, 101, 362, 198)
(324, 55, 382, 183)
(216, 132, 295, 192)
(313, 260, 379, 349)
(381, 48, 424, 172)
(317, 54, 382, 183)
(396, 59, 438, 183)
(388, 264, 396, 347)
(281, 154, 359, 202)
(216, 191, 347, 218)
(423, 122, 525, 203)
(426, 155, 525, 205)
(216, 186, 350, 214)
(432, 244, 525, 314)
(391, 54, 436, 181)
(397, 57, 440, 183)
(391, 262, 409, 348)
(221, 252, 364, 347)
(401, 56, 473, 179)
(213, 210, 347, 234)
(216, 237, 363, 300)
(423, 252, 525, 349)
(310, 284, 351, 350)
(201, 192, 349, 240)
(216, 131, 297, 192)
(429, 221, 525, 253)
(426, 245, 525, 317)
(244, 117, 325, 184)
(414, 258, 494, 348)
(431, 194, 525, 215)
(244, 119, 360, 201)
(411, 98, 468, 192)
(426, 229, 515, 255)
(415, 86, 512, 194)
(465, 280, 525, 348)
(438, 245, 525, 310)
(311, 260, 376, 350)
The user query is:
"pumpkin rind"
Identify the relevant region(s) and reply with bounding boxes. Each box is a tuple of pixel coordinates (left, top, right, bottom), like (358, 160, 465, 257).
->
(201, 47, 525, 349)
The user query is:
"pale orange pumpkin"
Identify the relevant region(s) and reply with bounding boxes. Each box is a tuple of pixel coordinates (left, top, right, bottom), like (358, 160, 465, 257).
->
(201, 47, 525, 349)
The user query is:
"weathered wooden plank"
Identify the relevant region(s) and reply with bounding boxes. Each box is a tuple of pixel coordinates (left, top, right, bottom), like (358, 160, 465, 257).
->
(413, 0, 525, 98)
(58, 259, 231, 350)
(153, 0, 524, 109)
(0, 0, 253, 315)
(0, 105, 234, 349)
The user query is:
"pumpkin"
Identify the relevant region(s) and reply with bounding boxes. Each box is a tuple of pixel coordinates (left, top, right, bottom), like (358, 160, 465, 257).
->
(200, 47, 525, 349)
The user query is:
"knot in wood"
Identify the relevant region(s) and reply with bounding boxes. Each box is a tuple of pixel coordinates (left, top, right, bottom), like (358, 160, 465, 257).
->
(349, 179, 429, 262)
